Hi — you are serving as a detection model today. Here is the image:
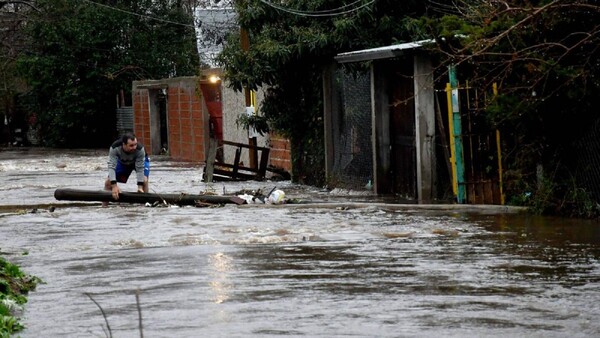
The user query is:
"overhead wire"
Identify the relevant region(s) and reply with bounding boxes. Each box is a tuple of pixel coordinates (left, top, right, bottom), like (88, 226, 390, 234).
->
(258, 0, 375, 17)
(81, 0, 238, 31)
(75, 0, 373, 65)
(268, 0, 366, 14)
(79, 0, 238, 67)
(81, 0, 195, 28)
(80, 0, 373, 24)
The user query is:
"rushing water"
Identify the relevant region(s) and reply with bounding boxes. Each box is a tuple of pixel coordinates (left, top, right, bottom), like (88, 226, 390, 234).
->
(1, 148, 599, 337)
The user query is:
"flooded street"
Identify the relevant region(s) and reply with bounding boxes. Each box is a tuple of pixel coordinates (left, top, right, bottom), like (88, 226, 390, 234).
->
(1, 148, 600, 337)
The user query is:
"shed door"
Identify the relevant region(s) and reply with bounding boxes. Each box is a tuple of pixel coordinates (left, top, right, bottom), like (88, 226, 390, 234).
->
(388, 61, 416, 199)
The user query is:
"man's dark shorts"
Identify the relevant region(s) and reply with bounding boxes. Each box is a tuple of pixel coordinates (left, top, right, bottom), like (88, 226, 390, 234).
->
(115, 157, 150, 183)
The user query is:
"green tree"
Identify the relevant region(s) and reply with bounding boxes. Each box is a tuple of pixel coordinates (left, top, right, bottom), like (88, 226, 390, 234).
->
(17, 0, 199, 147)
(217, 0, 427, 185)
(0, 1, 37, 144)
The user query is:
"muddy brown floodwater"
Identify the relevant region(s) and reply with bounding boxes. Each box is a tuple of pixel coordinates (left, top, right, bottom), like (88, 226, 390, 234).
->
(1, 148, 599, 337)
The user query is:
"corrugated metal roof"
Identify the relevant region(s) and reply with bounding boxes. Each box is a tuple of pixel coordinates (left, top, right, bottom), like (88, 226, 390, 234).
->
(335, 39, 434, 63)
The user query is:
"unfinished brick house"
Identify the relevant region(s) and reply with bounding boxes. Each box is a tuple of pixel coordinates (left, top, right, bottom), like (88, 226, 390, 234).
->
(131, 73, 291, 176)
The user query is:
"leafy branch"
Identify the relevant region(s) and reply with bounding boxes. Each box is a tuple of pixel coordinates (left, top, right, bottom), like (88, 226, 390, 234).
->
(235, 112, 270, 136)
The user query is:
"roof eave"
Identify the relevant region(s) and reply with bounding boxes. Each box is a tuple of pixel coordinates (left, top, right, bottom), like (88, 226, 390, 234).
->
(335, 49, 407, 63)
(334, 39, 435, 64)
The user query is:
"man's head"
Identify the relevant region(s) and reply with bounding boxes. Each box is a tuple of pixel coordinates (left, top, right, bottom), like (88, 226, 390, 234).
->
(121, 132, 138, 153)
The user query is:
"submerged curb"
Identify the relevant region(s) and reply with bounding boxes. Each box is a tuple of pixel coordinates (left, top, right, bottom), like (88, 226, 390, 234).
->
(241, 202, 528, 214)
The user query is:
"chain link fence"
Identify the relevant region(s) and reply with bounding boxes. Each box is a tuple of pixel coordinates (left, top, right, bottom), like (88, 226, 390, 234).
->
(330, 68, 373, 190)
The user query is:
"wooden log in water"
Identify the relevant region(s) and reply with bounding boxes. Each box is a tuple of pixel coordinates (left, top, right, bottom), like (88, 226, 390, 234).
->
(54, 188, 246, 206)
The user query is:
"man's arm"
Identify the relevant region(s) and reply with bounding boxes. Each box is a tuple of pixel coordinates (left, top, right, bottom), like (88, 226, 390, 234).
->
(107, 146, 121, 199)
(135, 147, 146, 192)
(107, 147, 119, 184)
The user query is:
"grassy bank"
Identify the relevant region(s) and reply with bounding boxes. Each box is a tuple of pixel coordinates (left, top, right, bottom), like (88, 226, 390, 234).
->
(0, 256, 41, 337)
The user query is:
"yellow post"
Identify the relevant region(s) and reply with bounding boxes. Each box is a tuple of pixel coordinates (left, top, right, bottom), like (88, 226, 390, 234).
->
(446, 83, 458, 197)
(493, 83, 505, 205)
(250, 90, 257, 108)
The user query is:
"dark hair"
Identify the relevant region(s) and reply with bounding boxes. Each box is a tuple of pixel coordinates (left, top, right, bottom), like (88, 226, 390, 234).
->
(121, 131, 136, 144)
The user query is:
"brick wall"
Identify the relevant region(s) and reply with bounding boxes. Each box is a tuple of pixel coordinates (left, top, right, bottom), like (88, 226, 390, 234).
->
(269, 133, 292, 172)
(133, 77, 208, 162)
(166, 80, 207, 161)
(133, 89, 152, 151)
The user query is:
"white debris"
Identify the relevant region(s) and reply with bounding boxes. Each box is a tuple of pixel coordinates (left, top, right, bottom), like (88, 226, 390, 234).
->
(267, 190, 286, 204)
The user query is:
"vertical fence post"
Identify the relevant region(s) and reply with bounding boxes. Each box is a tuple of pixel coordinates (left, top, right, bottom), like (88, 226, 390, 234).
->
(448, 65, 466, 203)
(445, 83, 458, 199)
(493, 83, 505, 205)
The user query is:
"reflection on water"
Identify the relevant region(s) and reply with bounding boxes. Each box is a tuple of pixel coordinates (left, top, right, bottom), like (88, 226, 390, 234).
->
(209, 252, 234, 304)
(0, 148, 599, 337)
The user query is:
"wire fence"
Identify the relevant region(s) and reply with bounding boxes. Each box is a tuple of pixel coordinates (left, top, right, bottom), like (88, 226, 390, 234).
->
(330, 68, 373, 190)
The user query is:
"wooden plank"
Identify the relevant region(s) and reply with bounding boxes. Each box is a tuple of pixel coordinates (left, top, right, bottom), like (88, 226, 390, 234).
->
(204, 138, 218, 183)
(258, 147, 270, 179)
(322, 62, 339, 179)
(492, 181, 500, 204)
(467, 182, 476, 204)
(414, 54, 436, 203)
(248, 137, 258, 169)
(212, 169, 257, 181)
(221, 140, 269, 152)
(484, 180, 494, 204)
(214, 162, 260, 173)
(232, 147, 241, 179)
(476, 180, 484, 204)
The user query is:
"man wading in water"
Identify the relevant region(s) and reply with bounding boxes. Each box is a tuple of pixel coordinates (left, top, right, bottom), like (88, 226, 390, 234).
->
(103, 132, 150, 207)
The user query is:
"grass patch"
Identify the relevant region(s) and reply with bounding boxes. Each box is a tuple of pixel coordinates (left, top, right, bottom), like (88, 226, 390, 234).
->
(0, 256, 42, 337)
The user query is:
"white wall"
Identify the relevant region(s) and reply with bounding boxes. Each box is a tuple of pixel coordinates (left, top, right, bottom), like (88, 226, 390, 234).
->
(220, 82, 269, 165)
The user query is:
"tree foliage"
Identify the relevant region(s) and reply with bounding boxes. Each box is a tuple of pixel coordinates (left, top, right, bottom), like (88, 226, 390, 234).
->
(413, 1, 600, 129)
(0, 1, 36, 144)
(17, 0, 199, 147)
(408, 0, 600, 215)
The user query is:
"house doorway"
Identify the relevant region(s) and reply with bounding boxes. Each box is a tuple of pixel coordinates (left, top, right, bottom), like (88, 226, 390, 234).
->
(388, 60, 417, 199)
(149, 88, 168, 155)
